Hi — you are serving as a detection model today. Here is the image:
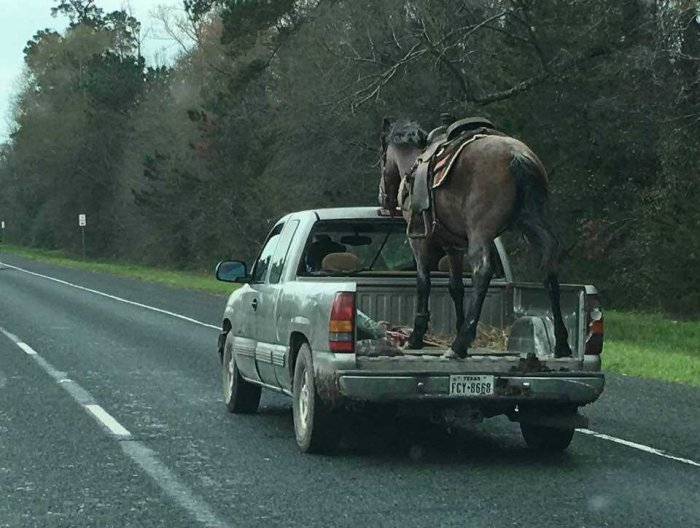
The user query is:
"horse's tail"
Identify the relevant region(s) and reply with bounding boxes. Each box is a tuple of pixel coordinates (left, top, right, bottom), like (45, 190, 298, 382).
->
(509, 151, 560, 270)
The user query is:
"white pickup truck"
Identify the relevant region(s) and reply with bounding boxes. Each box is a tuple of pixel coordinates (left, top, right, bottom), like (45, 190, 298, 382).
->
(215, 207, 605, 453)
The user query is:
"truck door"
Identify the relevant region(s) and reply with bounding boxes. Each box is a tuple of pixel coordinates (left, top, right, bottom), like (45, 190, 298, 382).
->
(241, 223, 284, 383)
(254, 220, 300, 388)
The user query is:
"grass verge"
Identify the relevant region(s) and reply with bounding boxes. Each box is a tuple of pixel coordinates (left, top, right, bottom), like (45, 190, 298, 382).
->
(2, 244, 698, 386)
(604, 311, 699, 386)
(1, 244, 235, 295)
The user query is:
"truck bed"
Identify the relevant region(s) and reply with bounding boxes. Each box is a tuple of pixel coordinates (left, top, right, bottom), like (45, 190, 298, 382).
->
(352, 275, 588, 358)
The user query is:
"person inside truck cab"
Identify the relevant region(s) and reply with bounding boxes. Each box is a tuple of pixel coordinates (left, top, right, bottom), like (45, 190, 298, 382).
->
(304, 234, 346, 272)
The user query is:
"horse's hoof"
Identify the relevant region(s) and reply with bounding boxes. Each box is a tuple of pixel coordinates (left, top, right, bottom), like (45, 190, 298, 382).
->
(404, 332, 425, 350)
(441, 348, 466, 359)
(554, 345, 573, 358)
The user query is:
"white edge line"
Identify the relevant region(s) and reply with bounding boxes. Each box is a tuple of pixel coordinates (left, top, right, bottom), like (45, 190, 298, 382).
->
(1, 262, 220, 330)
(85, 404, 132, 438)
(578, 428, 700, 468)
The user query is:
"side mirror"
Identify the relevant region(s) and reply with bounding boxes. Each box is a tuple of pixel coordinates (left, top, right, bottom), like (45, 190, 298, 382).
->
(216, 260, 249, 283)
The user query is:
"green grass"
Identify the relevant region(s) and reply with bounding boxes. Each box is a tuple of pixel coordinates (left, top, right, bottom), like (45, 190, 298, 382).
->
(2, 244, 698, 386)
(1, 244, 236, 295)
(604, 311, 700, 386)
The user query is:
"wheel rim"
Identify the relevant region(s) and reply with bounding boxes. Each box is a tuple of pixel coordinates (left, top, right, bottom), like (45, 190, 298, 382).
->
(297, 367, 310, 435)
(223, 347, 235, 402)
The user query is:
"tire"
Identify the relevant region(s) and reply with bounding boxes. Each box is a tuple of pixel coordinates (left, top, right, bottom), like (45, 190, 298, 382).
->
(520, 422, 575, 452)
(222, 332, 261, 414)
(292, 344, 340, 453)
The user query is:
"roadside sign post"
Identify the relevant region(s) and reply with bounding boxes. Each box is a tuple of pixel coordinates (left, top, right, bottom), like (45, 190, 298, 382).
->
(78, 214, 86, 260)
(0, 220, 4, 263)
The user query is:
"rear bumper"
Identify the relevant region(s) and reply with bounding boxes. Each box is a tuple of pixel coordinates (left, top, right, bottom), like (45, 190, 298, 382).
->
(336, 371, 605, 405)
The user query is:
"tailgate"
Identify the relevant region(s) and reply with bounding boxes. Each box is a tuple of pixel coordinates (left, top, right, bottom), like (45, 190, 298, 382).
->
(355, 278, 509, 336)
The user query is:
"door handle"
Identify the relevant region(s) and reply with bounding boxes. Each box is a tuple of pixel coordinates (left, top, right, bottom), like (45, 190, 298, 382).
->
(251, 298, 258, 311)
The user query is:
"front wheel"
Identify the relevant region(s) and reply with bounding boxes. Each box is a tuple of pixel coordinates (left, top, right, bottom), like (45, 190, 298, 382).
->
(292, 344, 340, 453)
(520, 422, 575, 452)
(222, 333, 261, 414)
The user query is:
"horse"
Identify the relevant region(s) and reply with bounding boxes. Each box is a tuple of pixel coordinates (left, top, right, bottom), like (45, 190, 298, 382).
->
(378, 118, 573, 359)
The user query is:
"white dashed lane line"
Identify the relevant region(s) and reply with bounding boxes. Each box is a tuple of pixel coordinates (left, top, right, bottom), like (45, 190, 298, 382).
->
(17, 342, 39, 356)
(0, 325, 134, 439)
(0, 325, 232, 528)
(86, 404, 132, 438)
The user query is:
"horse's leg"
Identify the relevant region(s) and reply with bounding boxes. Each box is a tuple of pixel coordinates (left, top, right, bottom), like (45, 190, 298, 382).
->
(406, 241, 435, 349)
(544, 270, 572, 357)
(448, 241, 493, 358)
(447, 250, 465, 332)
(406, 260, 431, 349)
(519, 218, 573, 358)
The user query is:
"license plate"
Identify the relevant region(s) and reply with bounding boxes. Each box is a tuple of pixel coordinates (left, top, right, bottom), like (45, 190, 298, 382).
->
(449, 375, 495, 396)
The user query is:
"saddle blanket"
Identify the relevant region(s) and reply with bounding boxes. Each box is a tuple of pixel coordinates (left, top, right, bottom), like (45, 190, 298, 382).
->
(432, 132, 489, 188)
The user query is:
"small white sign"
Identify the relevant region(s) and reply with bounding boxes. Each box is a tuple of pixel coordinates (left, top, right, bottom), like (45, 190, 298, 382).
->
(78, 214, 86, 227)
(1, 221, 4, 229)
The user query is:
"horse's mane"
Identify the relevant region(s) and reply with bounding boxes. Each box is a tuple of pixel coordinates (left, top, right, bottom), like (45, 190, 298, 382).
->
(387, 121, 427, 148)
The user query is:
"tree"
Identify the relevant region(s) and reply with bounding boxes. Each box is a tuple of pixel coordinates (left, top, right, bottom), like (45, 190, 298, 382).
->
(1, 0, 698, 314)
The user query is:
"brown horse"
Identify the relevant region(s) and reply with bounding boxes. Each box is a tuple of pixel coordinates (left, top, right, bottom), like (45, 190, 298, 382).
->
(378, 118, 572, 359)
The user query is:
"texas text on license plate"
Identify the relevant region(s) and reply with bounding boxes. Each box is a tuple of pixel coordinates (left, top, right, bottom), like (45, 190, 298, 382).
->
(449, 375, 495, 396)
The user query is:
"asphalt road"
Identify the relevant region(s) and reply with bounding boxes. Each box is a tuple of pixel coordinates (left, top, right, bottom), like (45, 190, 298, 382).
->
(0, 254, 698, 528)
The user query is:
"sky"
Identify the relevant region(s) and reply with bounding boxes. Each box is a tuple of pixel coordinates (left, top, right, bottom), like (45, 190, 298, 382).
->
(0, 0, 185, 141)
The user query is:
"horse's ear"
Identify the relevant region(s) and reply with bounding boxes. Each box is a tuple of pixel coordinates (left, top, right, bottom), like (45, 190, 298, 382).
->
(382, 117, 393, 135)
(381, 117, 393, 150)
(417, 128, 428, 148)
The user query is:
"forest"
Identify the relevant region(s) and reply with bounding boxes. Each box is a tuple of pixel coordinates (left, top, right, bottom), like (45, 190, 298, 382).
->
(0, 0, 698, 315)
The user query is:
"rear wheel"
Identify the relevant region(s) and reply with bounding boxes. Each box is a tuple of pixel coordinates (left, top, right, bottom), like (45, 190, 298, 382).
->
(520, 422, 575, 452)
(222, 333, 261, 414)
(293, 344, 340, 453)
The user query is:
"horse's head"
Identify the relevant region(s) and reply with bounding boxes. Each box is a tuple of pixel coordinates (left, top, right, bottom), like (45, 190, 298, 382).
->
(379, 117, 427, 210)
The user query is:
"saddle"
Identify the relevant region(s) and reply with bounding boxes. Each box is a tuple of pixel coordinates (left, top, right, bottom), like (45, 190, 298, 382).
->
(405, 117, 500, 243)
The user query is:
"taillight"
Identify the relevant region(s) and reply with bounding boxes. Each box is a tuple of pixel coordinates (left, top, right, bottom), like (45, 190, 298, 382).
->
(585, 293, 604, 355)
(329, 292, 355, 353)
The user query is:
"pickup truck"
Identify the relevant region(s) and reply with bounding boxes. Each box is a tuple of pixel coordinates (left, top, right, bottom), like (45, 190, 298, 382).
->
(215, 207, 605, 454)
